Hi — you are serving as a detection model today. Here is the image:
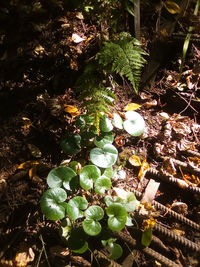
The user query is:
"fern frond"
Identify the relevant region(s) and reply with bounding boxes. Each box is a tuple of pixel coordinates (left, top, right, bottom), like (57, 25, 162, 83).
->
(97, 32, 148, 93)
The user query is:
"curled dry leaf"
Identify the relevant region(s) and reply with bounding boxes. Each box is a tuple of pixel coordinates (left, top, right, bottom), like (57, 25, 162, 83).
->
(143, 99, 157, 109)
(115, 136, 125, 147)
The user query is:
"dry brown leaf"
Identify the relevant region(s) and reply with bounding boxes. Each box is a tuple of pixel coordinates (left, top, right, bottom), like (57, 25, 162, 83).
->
(14, 248, 34, 267)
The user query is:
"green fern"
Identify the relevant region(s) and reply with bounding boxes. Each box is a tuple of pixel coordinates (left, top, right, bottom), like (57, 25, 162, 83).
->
(75, 62, 116, 133)
(97, 32, 147, 93)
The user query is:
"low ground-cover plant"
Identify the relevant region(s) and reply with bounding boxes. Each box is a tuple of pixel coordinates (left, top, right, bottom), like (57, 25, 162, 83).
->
(40, 110, 147, 259)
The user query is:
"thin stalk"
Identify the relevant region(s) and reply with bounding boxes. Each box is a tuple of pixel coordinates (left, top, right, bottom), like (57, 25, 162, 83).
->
(134, 0, 140, 40)
(179, 0, 200, 77)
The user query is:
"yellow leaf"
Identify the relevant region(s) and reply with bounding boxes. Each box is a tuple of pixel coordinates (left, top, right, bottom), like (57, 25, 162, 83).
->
(18, 161, 39, 170)
(129, 155, 141, 166)
(138, 159, 149, 181)
(164, 1, 181, 14)
(124, 103, 141, 111)
(64, 105, 80, 116)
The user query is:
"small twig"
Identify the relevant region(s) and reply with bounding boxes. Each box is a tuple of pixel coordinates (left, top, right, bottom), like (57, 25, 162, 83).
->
(39, 234, 51, 267)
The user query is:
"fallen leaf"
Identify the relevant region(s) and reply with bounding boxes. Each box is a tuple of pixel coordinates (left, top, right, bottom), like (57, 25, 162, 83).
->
(72, 33, 86, 43)
(115, 136, 125, 147)
(64, 104, 80, 116)
(138, 159, 149, 181)
(124, 103, 141, 111)
(18, 161, 39, 169)
(14, 247, 35, 267)
(129, 155, 141, 166)
(144, 99, 157, 109)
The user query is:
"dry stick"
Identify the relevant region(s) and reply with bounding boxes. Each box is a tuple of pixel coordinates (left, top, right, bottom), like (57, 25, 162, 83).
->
(132, 189, 200, 231)
(38, 234, 51, 267)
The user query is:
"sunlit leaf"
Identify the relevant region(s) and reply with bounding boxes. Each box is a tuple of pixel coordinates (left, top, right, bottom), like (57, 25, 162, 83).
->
(64, 104, 80, 116)
(129, 155, 141, 166)
(40, 188, 67, 220)
(141, 227, 153, 247)
(123, 111, 145, 136)
(95, 176, 112, 194)
(112, 113, 123, 129)
(124, 103, 141, 111)
(80, 165, 101, 190)
(67, 196, 88, 220)
(94, 132, 114, 148)
(138, 160, 149, 181)
(90, 144, 118, 168)
(100, 115, 113, 132)
(72, 33, 86, 43)
(18, 161, 39, 169)
(106, 203, 127, 231)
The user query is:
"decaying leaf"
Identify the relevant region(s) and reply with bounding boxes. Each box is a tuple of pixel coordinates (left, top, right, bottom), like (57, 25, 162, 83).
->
(115, 136, 125, 147)
(64, 104, 80, 116)
(14, 247, 35, 267)
(124, 103, 141, 111)
(72, 33, 86, 43)
(142, 217, 157, 231)
(128, 155, 141, 166)
(18, 161, 39, 170)
(164, 1, 181, 14)
(143, 99, 157, 109)
(138, 159, 149, 181)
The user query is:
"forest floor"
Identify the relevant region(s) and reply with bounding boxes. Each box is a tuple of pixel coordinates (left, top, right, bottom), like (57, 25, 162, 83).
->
(0, 4, 200, 267)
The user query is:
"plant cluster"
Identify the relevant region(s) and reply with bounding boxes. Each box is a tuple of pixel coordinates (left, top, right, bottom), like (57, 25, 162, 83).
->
(76, 32, 147, 133)
(40, 110, 146, 259)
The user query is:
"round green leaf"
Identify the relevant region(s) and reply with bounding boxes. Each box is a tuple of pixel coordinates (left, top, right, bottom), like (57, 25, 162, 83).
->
(67, 196, 88, 220)
(68, 227, 88, 251)
(100, 115, 113, 132)
(109, 243, 123, 260)
(123, 111, 145, 136)
(112, 113, 123, 129)
(94, 133, 114, 148)
(85, 205, 104, 221)
(72, 241, 88, 254)
(47, 166, 77, 190)
(124, 192, 137, 212)
(61, 133, 81, 155)
(90, 144, 118, 168)
(75, 115, 86, 129)
(40, 188, 67, 220)
(106, 203, 127, 231)
(95, 176, 112, 194)
(80, 165, 101, 190)
(82, 218, 102, 236)
(101, 167, 113, 178)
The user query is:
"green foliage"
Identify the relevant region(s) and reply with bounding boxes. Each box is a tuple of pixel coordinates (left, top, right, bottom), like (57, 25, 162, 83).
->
(40, 109, 148, 259)
(98, 32, 147, 93)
